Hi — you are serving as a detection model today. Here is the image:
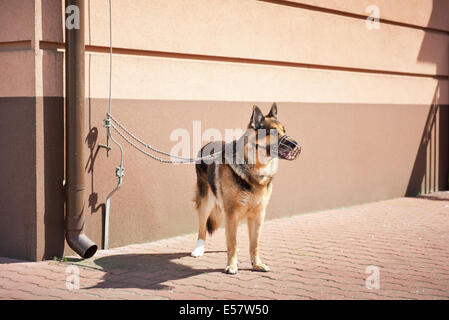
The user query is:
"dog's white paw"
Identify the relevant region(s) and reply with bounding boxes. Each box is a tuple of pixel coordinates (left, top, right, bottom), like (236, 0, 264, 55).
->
(191, 239, 205, 257)
(225, 264, 238, 275)
(191, 247, 204, 257)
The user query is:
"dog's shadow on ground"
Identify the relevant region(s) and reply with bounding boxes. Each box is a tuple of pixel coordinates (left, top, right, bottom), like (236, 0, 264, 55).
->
(71, 251, 227, 291)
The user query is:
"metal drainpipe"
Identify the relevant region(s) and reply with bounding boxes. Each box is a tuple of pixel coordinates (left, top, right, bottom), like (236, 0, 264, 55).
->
(65, 0, 97, 259)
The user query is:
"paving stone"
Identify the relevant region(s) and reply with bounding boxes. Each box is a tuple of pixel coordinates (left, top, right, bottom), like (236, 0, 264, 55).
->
(0, 191, 448, 299)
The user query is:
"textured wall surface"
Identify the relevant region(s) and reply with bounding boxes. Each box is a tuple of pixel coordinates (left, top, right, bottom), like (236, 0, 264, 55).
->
(0, 0, 447, 260)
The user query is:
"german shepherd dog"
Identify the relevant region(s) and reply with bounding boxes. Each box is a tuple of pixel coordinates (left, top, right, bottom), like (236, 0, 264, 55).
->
(191, 103, 301, 274)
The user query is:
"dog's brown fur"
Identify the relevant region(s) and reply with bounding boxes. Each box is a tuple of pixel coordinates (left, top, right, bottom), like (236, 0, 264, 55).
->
(193, 103, 296, 274)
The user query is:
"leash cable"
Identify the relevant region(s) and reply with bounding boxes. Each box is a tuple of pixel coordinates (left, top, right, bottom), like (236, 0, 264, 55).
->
(107, 113, 221, 163)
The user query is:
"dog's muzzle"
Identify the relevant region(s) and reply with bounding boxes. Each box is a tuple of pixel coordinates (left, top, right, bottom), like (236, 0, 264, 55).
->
(277, 135, 301, 161)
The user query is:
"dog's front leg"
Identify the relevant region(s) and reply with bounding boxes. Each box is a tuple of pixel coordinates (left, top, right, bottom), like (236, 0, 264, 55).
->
(224, 215, 239, 274)
(248, 210, 270, 272)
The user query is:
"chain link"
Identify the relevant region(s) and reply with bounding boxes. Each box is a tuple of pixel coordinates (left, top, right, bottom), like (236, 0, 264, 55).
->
(108, 118, 222, 164)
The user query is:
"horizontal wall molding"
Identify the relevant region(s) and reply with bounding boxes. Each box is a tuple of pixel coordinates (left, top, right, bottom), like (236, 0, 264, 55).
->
(0, 40, 32, 52)
(39, 41, 449, 81)
(84, 0, 448, 77)
(259, 0, 449, 35)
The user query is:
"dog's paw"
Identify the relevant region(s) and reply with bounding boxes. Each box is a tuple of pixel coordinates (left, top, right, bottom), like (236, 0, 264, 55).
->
(191, 239, 205, 258)
(225, 264, 238, 275)
(252, 263, 270, 272)
(191, 247, 204, 257)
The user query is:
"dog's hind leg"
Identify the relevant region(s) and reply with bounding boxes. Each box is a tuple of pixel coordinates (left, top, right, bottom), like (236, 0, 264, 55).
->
(192, 191, 215, 257)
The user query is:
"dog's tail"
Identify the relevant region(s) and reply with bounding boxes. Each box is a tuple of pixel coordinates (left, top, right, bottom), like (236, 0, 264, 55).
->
(206, 204, 222, 235)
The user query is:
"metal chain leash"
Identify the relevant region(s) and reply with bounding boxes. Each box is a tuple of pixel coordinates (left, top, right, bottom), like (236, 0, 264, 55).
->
(105, 113, 222, 163)
(107, 120, 222, 164)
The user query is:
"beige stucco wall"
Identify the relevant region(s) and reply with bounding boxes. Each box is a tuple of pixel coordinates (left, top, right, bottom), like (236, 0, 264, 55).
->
(0, 0, 448, 260)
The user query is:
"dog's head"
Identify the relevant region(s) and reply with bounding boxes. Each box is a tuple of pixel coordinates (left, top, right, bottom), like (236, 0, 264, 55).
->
(247, 103, 301, 162)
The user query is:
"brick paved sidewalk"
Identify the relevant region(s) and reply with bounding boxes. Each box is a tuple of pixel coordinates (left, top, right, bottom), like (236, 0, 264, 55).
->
(1, 192, 449, 300)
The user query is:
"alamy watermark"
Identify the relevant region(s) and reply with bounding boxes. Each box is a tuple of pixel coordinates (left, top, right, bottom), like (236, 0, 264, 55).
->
(365, 265, 380, 290)
(365, 5, 380, 30)
(169, 121, 283, 166)
(65, 5, 80, 30)
(65, 265, 80, 291)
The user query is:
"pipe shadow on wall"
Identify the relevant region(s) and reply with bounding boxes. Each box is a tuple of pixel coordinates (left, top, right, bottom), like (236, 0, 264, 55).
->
(86, 0, 106, 248)
(85, 46, 105, 222)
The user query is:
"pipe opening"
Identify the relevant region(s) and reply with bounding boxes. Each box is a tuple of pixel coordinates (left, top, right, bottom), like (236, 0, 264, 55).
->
(66, 232, 98, 259)
(83, 245, 98, 259)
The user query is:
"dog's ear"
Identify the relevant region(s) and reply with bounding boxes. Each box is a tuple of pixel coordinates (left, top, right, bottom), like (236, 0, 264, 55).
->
(249, 105, 264, 129)
(267, 102, 278, 119)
